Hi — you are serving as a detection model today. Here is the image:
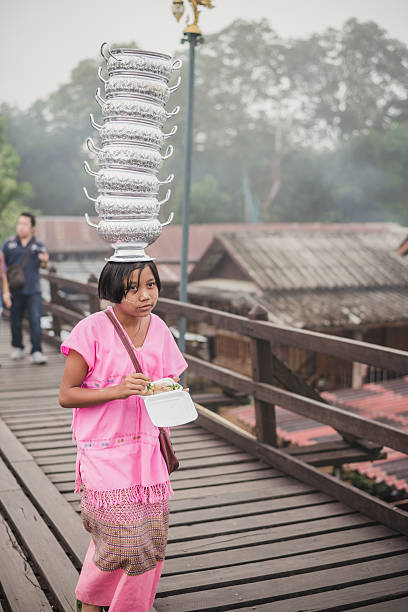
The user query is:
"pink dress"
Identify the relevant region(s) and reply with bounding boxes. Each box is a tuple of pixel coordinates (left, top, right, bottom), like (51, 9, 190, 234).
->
(61, 307, 187, 611)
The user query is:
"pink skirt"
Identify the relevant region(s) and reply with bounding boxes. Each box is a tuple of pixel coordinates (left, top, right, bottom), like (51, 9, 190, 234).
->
(76, 492, 169, 611)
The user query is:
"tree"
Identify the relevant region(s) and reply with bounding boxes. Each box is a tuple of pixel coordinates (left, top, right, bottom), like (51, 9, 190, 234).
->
(2, 42, 140, 217)
(328, 122, 408, 223)
(287, 19, 408, 143)
(269, 148, 338, 222)
(0, 117, 33, 241)
(171, 174, 234, 223)
(3, 23, 408, 224)
(168, 18, 408, 221)
(1, 56, 102, 216)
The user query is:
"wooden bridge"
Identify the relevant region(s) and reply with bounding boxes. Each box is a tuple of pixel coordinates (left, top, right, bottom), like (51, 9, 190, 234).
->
(1, 271, 408, 611)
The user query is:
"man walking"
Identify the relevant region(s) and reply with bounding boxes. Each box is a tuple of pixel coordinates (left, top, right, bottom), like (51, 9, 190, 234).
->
(2, 213, 49, 364)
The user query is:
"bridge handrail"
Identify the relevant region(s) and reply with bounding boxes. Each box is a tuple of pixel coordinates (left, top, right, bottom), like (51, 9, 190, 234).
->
(41, 270, 408, 372)
(40, 269, 408, 454)
(39, 269, 408, 535)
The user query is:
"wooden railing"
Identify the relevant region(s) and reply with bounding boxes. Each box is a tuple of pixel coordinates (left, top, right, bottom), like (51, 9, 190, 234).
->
(40, 268, 408, 535)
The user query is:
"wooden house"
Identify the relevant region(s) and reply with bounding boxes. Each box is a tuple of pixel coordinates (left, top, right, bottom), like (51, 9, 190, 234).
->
(187, 223, 408, 390)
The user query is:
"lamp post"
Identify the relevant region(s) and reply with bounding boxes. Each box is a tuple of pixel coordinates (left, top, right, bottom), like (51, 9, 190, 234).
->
(171, 0, 214, 359)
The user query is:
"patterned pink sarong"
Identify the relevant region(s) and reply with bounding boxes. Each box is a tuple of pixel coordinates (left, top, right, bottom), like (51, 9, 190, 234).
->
(76, 493, 169, 610)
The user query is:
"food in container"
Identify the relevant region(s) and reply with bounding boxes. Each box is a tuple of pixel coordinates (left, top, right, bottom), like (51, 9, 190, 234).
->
(138, 378, 198, 427)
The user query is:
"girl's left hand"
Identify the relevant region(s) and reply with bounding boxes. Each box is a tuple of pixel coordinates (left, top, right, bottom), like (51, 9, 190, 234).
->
(172, 376, 189, 392)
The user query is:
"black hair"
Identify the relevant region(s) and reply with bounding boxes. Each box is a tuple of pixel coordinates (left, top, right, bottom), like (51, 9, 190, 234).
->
(98, 261, 161, 303)
(20, 212, 36, 227)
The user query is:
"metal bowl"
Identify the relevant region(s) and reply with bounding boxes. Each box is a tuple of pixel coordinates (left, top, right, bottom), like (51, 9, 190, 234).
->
(85, 213, 174, 244)
(84, 161, 174, 195)
(83, 187, 171, 218)
(99, 69, 181, 105)
(90, 115, 177, 150)
(95, 89, 180, 127)
(87, 138, 173, 174)
(101, 42, 182, 82)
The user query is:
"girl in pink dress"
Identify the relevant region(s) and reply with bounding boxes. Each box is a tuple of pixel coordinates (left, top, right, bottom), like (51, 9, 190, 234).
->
(59, 261, 187, 612)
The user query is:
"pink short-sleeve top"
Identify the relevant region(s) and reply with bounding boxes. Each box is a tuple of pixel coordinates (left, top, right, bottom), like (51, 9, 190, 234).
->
(61, 307, 187, 508)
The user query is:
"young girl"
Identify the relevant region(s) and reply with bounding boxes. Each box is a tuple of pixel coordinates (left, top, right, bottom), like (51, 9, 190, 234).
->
(59, 260, 187, 612)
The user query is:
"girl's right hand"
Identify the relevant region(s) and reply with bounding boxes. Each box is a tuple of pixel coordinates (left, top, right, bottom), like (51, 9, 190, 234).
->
(116, 372, 150, 399)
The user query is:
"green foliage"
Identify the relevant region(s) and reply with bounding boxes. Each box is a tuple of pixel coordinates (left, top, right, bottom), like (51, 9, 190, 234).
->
(0, 200, 42, 244)
(342, 468, 408, 503)
(171, 174, 234, 224)
(165, 17, 408, 222)
(0, 116, 34, 242)
(269, 149, 338, 222)
(1, 58, 99, 216)
(326, 122, 408, 223)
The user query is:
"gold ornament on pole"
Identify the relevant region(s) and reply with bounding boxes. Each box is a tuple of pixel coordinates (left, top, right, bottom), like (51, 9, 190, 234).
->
(171, 0, 214, 35)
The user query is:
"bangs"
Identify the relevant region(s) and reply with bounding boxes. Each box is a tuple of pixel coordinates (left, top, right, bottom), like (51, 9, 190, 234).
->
(98, 261, 161, 303)
(124, 265, 144, 294)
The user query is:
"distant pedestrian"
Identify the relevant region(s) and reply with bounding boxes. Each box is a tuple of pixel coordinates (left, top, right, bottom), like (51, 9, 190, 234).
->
(2, 212, 49, 364)
(0, 250, 11, 366)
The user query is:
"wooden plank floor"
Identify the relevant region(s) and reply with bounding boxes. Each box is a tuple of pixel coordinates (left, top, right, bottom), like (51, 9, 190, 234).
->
(1, 324, 408, 611)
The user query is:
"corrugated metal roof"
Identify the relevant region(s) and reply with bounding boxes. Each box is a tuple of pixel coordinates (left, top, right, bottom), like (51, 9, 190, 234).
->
(215, 226, 408, 291)
(187, 223, 408, 328)
(256, 287, 408, 328)
(36, 217, 108, 254)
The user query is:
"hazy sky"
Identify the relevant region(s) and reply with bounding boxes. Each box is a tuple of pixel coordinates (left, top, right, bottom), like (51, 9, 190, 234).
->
(2, 0, 408, 109)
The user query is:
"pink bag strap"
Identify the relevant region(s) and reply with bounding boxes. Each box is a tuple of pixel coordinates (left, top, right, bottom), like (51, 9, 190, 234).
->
(105, 309, 167, 436)
(104, 309, 142, 373)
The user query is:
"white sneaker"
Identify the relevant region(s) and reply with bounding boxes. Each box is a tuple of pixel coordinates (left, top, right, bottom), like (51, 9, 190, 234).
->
(10, 348, 24, 360)
(30, 351, 48, 365)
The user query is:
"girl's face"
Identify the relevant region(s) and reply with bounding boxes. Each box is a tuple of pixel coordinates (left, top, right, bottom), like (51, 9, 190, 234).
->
(120, 265, 159, 317)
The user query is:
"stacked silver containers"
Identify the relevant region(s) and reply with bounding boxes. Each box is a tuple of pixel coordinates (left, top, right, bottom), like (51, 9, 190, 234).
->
(83, 42, 182, 261)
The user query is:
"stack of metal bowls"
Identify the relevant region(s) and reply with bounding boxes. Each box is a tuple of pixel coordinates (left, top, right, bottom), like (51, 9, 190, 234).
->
(83, 42, 182, 262)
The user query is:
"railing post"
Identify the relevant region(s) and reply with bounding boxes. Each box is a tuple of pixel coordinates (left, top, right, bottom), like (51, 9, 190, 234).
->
(48, 265, 62, 339)
(352, 330, 364, 388)
(87, 274, 100, 314)
(249, 305, 278, 446)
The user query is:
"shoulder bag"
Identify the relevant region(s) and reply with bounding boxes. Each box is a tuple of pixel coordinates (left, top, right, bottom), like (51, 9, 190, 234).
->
(104, 309, 179, 474)
(6, 238, 36, 291)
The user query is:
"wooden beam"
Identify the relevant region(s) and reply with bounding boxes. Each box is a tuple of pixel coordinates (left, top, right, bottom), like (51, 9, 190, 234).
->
(39, 273, 408, 371)
(0, 419, 87, 565)
(156, 297, 408, 371)
(42, 302, 83, 326)
(185, 353, 408, 454)
(0, 457, 79, 611)
(249, 306, 277, 446)
(41, 271, 98, 296)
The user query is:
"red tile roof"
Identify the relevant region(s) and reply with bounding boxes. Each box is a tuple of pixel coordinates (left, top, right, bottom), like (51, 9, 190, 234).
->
(35, 217, 279, 257)
(225, 376, 408, 493)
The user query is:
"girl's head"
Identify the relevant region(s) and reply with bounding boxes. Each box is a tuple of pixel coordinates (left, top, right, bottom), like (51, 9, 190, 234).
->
(98, 261, 161, 313)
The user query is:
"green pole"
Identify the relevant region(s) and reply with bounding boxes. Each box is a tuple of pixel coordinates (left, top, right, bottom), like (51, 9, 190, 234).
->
(178, 32, 199, 362)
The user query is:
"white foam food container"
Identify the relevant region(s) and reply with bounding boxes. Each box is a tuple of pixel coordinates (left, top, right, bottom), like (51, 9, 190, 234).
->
(140, 378, 198, 427)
